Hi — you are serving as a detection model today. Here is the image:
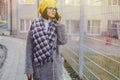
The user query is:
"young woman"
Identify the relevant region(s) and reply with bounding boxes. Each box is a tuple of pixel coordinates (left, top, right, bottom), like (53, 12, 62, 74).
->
(25, 0, 67, 80)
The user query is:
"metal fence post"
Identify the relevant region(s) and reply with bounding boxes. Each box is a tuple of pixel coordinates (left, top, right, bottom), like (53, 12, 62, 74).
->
(10, 0, 12, 35)
(79, 0, 86, 79)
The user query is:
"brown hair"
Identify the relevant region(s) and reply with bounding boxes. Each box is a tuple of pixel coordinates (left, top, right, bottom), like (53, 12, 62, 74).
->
(41, 8, 59, 20)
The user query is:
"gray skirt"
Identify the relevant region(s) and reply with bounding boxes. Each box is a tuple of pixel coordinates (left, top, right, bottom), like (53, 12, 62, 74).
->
(33, 54, 63, 80)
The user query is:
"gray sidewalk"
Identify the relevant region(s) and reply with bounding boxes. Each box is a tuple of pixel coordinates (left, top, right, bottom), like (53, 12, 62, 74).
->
(0, 36, 71, 80)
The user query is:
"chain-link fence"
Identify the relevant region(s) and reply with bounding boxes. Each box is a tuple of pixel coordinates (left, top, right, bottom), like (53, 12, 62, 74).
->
(62, 0, 120, 80)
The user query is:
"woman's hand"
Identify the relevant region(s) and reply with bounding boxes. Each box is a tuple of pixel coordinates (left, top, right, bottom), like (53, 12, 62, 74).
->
(27, 74, 33, 80)
(57, 15, 62, 24)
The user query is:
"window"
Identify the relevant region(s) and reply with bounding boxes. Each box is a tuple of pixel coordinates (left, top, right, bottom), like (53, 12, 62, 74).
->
(65, 0, 80, 4)
(87, 0, 102, 6)
(87, 20, 101, 35)
(20, 19, 24, 31)
(108, 0, 120, 6)
(107, 20, 120, 38)
(92, 20, 100, 34)
(66, 20, 69, 33)
(71, 20, 80, 34)
(26, 19, 31, 30)
(92, 20, 100, 27)
(87, 20, 91, 33)
(20, 19, 33, 32)
(18, 0, 35, 4)
(118, 0, 120, 5)
(113, 0, 117, 5)
(108, 0, 112, 5)
(66, 20, 80, 34)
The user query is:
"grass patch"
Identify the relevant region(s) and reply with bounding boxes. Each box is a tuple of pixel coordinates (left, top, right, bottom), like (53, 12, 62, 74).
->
(64, 60, 82, 80)
(84, 52, 120, 79)
(62, 48, 120, 80)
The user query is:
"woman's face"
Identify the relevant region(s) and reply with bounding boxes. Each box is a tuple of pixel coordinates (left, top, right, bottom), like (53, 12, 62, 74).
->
(47, 6, 57, 19)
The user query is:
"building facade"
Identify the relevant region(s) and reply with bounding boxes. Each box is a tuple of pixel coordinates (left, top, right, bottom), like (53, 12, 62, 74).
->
(7, 0, 120, 38)
(60, 0, 120, 37)
(7, 0, 39, 37)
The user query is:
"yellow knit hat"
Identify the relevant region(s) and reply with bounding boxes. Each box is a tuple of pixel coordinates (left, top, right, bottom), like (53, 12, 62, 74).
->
(38, 0, 57, 14)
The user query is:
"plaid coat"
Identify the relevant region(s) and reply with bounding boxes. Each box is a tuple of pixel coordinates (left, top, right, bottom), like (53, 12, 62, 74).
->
(25, 17, 67, 80)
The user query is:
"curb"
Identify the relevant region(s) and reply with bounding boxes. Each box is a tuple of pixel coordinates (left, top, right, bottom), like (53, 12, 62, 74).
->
(0, 44, 7, 68)
(0, 44, 7, 80)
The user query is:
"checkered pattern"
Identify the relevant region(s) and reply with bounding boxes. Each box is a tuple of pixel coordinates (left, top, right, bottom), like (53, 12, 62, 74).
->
(30, 18, 57, 66)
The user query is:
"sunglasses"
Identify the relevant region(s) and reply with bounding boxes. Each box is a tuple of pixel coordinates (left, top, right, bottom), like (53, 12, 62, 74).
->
(47, 7, 57, 11)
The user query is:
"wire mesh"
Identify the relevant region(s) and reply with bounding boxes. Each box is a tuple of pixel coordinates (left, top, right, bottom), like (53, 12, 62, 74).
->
(62, 0, 120, 80)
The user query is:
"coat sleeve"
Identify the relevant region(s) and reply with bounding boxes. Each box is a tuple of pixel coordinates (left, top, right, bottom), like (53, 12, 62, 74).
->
(25, 31, 34, 74)
(57, 23, 67, 45)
